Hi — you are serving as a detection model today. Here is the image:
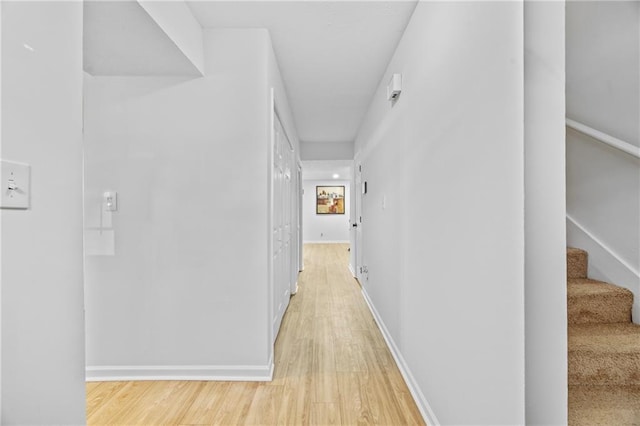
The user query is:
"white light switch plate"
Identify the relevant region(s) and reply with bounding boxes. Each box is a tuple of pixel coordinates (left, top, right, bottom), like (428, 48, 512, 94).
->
(1, 160, 31, 209)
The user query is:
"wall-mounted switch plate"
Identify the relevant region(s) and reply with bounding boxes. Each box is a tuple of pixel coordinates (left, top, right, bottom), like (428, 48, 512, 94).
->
(104, 191, 118, 212)
(0, 160, 31, 209)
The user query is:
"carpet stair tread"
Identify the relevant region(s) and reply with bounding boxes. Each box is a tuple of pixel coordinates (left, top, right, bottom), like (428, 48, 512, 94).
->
(569, 323, 640, 386)
(569, 385, 640, 425)
(567, 247, 640, 422)
(567, 247, 588, 279)
(570, 323, 640, 353)
(568, 279, 634, 324)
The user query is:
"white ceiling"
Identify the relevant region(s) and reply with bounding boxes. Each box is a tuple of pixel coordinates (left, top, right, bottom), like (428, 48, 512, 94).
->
(186, 1, 418, 144)
(84, 1, 201, 76)
(302, 160, 353, 181)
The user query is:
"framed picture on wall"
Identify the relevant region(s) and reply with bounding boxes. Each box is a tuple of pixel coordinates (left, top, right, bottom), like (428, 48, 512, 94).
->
(316, 186, 345, 215)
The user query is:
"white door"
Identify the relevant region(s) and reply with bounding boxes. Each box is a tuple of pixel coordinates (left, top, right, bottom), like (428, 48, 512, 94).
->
(272, 112, 295, 340)
(272, 115, 285, 338)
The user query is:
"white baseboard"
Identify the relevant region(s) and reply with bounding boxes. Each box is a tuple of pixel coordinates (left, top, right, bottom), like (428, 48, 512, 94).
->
(361, 288, 440, 426)
(567, 214, 640, 322)
(348, 263, 356, 277)
(303, 240, 349, 244)
(86, 363, 274, 382)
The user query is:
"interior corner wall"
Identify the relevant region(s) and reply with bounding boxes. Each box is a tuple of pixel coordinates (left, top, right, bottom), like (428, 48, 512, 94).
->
(1, 2, 86, 424)
(565, 1, 640, 313)
(303, 180, 350, 243)
(353, 2, 525, 424)
(137, 0, 205, 75)
(83, 29, 273, 378)
(266, 32, 300, 159)
(524, 2, 568, 424)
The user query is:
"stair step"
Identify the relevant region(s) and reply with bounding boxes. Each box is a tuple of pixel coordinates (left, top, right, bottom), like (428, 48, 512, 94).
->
(569, 385, 640, 425)
(569, 323, 640, 386)
(568, 278, 634, 324)
(567, 247, 588, 279)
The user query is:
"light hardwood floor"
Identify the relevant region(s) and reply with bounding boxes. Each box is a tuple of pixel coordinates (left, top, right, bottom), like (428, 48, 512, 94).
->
(86, 243, 425, 425)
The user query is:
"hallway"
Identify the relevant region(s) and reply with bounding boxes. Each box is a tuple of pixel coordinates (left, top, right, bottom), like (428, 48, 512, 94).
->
(86, 244, 424, 425)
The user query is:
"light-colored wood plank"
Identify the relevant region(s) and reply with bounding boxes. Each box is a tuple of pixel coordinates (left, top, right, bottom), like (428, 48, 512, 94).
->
(337, 372, 372, 425)
(244, 384, 284, 425)
(176, 382, 231, 425)
(311, 402, 341, 425)
(206, 381, 258, 425)
(87, 243, 425, 425)
(87, 381, 154, 424)
(86, 381, 122, 418)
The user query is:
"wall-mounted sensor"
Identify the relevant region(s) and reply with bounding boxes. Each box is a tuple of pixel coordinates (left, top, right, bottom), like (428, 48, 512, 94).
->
(387, 73, 402, 101)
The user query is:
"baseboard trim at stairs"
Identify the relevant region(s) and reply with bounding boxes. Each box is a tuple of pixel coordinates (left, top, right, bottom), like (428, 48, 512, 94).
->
(361, 288, 440, 426)
(86, 362, 274, 382)
(567, 215, 640, 322)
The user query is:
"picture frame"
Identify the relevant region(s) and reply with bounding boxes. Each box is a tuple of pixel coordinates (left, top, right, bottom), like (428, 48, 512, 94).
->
(316, 186, 345, 215)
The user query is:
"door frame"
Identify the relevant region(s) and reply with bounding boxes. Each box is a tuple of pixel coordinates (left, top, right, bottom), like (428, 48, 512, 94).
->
(354, 157, 364, 283)
(268, 89, 302, 356)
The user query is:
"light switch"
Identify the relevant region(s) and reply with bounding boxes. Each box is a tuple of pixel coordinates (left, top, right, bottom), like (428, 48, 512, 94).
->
(0, 160, 30, 209)
(104, 191, 118, 212)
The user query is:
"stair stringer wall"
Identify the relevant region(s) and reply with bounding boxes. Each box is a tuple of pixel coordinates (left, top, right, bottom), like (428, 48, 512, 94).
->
(568, 215, 640, 322)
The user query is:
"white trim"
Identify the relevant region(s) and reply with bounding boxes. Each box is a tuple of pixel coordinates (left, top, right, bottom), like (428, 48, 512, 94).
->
(567, 214, 640, 322)
(86, 363, 274, 382)
(567, 215, 640, 277)
(348, 263, 356, 278)
(303, 240, 350, 244)
(268, 87, 275, 354)
(361, 288, 440, 426)
(566, 118, 640, 159)
(0, 3, 3, 417)
(291, 281, 299, 295)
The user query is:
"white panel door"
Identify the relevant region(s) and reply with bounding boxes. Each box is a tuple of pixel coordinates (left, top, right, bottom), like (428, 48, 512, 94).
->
(272, 113, 295, 340)
(272, 115, 284, 337)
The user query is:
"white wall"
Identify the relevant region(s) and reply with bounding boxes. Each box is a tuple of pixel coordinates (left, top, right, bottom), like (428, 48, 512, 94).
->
(137, 0, 205, 75)
(303, 180, 350, 243)
(301, 141, 354, 161)
(2, 2, 86, 424)
(84, 29, 292, 379)
(566, 1, 640, 319)
(0, 3, 3, 418)
(524, 2, 567, 424)
(267, 33, 300, 157)
(354, 3, 525, 424)
(567, 1, 639, 148)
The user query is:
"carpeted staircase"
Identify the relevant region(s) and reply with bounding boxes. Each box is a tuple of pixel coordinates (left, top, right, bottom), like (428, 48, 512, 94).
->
(567, 247, 640, 425)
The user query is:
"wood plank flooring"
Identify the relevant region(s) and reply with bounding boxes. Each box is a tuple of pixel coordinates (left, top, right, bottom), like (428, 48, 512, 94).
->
(86, 243, 425, 425)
